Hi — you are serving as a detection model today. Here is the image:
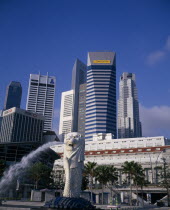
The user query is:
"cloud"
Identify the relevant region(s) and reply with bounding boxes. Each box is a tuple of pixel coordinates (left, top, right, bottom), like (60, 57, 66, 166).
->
(146, 36, 170, 66)
(165, 35, 170, 51)
(147, 50, 165, 65)
(140, 104, 170, 138)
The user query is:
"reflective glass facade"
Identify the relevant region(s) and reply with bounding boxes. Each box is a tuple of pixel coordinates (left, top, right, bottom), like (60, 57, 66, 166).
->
(4, 81, 22, 110)
(78, 83, 86, 137)
(71, 59, 86, 132)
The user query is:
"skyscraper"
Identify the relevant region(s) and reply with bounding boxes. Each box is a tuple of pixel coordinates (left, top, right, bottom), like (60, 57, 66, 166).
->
(118, 72, 142, 138)
(71, 59, 86, 131)
(4, 81, 22, 110)
(59, 90, 74, 141)
(59, 59, 86, 141)
(26, 73, 56, 131)
(85, 52, 117, 141)
(78, 83, 86, 138)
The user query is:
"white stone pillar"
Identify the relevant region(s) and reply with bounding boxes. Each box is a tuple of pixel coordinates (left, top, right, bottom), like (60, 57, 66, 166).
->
(121, 192, 124, 203)
(96, 194, 100, 204)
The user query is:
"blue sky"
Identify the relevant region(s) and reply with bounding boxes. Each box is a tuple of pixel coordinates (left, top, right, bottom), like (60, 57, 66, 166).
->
(0, 0, 170, 137)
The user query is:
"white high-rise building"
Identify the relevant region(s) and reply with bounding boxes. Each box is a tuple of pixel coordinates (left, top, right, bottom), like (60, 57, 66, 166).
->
(118, 72, 142, 138)
(59, 90, 74, 141)
(26, 73, 56, 131)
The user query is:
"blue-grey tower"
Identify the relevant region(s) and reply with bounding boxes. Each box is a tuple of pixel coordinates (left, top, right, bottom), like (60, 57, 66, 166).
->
(85, 52, 117, 141)
(71, 59, 86, 132)
(4, 81, 22, 110)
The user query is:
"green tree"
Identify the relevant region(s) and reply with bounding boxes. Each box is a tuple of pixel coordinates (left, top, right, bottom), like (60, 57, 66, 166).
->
(106, 166, 118, 205)
(133, 169, 145, 206)
(84, 162, 97, 203)
(0, 160, 6, 178)
(28, 162, 53, 189)
(136, 176, 148, 207)
(81, 175, 89, 191)
(122, 161, 144, 206)
(159, 158, 170, 207)
(95, 165, 118, 205)
(0, 160, 6, 206)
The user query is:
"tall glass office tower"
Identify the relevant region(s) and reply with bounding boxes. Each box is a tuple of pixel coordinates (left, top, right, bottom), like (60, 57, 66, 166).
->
(78, 83, 86, 138)
(71, 59, 86, 131)
(59, 59, 86, 141)
(118, 72, 142, 138)
(26, 73, 56, 131)
(4, 81, 22, 110)
(85, 52, 117, 141)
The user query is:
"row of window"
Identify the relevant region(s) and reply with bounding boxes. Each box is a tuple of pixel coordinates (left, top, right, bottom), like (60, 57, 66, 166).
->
(87, 148, 161, 155)
(87, 65, 116, 70)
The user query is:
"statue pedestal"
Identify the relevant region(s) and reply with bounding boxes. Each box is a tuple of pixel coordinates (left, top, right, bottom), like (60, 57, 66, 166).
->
(44, 197, 95, 209)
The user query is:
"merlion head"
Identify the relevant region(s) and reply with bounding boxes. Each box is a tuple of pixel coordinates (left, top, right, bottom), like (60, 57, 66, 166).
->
(64, 132, 82, 152)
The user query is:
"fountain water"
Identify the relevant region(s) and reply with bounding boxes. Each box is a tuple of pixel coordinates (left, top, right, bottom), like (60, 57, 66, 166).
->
(0, 141, 58, 195)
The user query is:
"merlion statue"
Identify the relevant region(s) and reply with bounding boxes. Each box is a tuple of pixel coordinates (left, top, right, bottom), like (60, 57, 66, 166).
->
(63, 132, 85, 198)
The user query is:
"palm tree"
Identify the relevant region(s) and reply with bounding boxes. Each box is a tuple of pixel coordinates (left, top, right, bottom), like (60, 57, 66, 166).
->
(95, 165, 118, 205)
(84, 162, 97, 203)
(159, 159, 170, 207)
(122, 161, 144, 206)
(133, 167, 145, 206)
(135, 175, 147, 207)
(106, 166, 118, 205)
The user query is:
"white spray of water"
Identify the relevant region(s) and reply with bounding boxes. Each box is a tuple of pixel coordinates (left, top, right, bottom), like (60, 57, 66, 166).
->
(0, 141, 58, 194)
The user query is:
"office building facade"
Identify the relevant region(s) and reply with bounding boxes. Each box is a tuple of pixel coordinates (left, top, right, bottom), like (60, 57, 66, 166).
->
(78, 83, 86, 137)
(59, 59, 86, 141)
(118, 72, 142, 138)
(0, 110, 3, 134)
(85, 52, 117, 141)
(0, 107, 44, 143)
(59, 90, 74, 141)
(4, 81, 22, 110)
(26, 74, 56, 131)
(71, 59, 86, 131)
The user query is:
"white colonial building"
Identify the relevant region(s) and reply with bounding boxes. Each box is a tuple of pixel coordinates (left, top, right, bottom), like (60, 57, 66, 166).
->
(51, 133, 170, 184)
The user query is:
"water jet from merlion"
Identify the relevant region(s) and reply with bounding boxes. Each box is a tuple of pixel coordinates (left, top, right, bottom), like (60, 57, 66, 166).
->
(0, 141, 58, 195)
